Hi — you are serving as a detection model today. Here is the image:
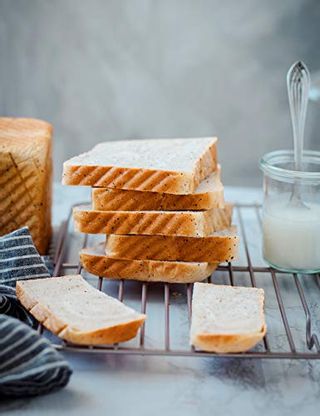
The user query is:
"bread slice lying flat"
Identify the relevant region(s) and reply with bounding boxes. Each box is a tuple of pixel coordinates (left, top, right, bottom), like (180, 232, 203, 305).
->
(73, 204, 232, 237)
(16, 275, 146, 345)
(105, 227, 238, 263)
(92, 168, 224, 211)
(80, 244, 217, 283)
(190, 283, 266, 353)
(62, 137, 217, 194)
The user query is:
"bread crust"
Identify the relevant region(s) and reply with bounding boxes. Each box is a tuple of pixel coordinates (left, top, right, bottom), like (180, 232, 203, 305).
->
(62, 137, 217, 194)
(105, 228, 238, 262)
(80, 245, 217, 283)
(92, 169, 224, 211)
(92, 185, 224, 211)
(73, 204, 232, 237)
(58, 319, 146, 345)
(16, 276, 146, 345)
(0, 117, 52, 254)
(191, 325, 267, 353)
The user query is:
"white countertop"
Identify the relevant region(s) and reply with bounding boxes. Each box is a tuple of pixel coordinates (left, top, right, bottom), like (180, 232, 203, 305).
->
(1, 184, 320, 416)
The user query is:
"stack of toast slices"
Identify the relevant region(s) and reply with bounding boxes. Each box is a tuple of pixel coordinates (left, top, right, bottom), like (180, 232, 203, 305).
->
(63, 137, 239, 284)
(20, 136, 264, 352)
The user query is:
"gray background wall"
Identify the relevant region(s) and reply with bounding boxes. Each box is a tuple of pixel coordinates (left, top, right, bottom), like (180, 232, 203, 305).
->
(0, 0, 319, 186)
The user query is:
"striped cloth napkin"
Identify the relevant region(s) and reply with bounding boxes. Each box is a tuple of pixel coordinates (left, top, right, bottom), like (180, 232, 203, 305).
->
(0, 227, 72, 397)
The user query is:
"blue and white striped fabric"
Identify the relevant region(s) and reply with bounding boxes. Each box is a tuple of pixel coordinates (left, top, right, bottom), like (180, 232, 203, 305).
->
(0, 285, 35, 327)
(0, 227, 51, 287)
(0, 315, 71, 397)
(0, 227, 72, 397)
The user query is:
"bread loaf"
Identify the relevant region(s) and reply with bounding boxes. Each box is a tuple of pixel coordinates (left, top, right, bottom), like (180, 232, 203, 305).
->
(73, 204, 232, 237)
(190, 283, 266, 353)
(0, 118, 52, 254)
(80, 244, 217, 283)
(16, 275, 146, 345)
(63, 137, 217, 194)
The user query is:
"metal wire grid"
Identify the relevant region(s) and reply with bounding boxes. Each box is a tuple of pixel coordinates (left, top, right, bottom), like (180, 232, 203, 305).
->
(46, 203, 320, 359)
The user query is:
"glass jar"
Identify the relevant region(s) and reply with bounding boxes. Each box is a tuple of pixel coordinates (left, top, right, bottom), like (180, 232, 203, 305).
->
(260, 150, 320, 273)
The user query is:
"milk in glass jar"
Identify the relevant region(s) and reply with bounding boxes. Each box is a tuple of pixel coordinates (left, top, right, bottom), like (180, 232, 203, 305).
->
(260, 150, 320, 273)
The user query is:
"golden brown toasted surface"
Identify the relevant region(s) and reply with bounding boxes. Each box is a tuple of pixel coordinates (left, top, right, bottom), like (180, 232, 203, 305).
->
(16, 275, 146, 345)
(62, 137, 217, 194)
(105, 226, 238, 262)
(92, 169, 224, 211)
(193, 330, 267, 353)
(73, 204, 233, 237)
(0, 118, 52, 253)
(80, 244, 217, 283)
(0, 118, 52, 142)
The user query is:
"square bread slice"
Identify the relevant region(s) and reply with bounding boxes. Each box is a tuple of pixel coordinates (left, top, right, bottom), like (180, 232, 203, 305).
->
(16, 275, 146, 345)
(92, 167, 224, 211)
(105, 226, 239, 263)
(73, 204, 232, 237)
(190, 283, 266, 353)
(80, 244, 217, 283)
(62, 137, 217, 194)
(0, 118, 52, 254)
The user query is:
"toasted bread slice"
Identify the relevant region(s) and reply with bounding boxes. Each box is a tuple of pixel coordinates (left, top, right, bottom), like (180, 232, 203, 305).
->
(92, 168, 224, 211)
(105, 226, 238, 263)
(190, 283, 266, 353)
(16, 275, 146, 345)
(62, 137, 217, 194)
(73, 204, 232, 237)
(80, 244, 217, 283)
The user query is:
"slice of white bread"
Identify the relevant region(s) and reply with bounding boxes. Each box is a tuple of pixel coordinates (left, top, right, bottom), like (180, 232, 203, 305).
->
(0, 118, 52, 254)
(105, 227, 239, 263)
(92, 168, 224, 211)
(190, 283, 266, 353)
(73, 204, 232, 237)
(80, 244, 217, 283)
(16, 275, 146, 345)
(62, 137, 217, 194)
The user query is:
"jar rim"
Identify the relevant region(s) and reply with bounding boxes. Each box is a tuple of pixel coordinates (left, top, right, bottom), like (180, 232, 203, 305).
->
(260, 150, 320, 183)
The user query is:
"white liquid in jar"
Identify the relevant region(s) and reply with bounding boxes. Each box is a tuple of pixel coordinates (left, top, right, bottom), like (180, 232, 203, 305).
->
(262, 195, 320, 271)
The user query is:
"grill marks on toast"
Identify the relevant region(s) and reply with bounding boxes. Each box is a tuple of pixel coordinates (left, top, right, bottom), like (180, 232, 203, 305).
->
(0, 118, 52, 254)
(66, 165, 183, 193)
(92, 171, 225, 212)
(74, 209, 190, 236)
(80, 247, 218, 283)
(0, 153, 39, 238)
(105, 232, 238, 263)
(73, 205, 232, 237)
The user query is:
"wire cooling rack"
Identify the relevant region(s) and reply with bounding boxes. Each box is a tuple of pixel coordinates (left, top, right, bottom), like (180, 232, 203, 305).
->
(46, 203, 320, 359)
